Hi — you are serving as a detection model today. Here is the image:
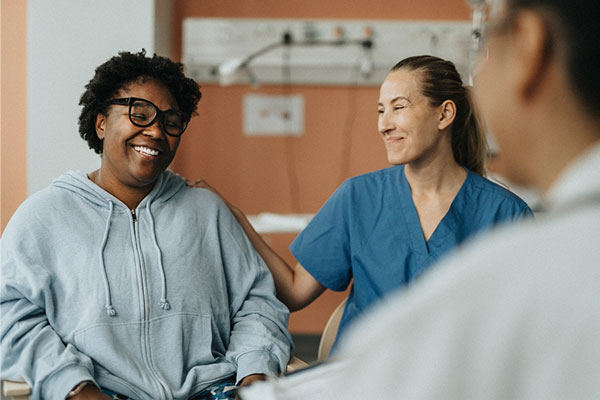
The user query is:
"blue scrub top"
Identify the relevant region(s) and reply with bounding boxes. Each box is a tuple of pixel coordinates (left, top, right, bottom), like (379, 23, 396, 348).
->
(290, 166, 532, 348)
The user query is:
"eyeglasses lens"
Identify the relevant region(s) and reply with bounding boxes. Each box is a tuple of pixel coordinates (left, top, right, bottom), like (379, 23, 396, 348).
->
(130, 99, 186, 136)
(131, 100, 156, 125)
(163, 112, 186, 135)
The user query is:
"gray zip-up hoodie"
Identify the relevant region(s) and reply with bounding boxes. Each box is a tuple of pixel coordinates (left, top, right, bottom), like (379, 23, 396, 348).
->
(1, 170, 292, 400)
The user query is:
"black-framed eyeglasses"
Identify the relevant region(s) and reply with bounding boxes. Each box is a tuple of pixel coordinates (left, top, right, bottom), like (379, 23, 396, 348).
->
(107, 97, 190, 137)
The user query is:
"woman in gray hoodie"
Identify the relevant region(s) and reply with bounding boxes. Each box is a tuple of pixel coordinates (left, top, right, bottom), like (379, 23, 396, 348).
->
(0, 50, 292, 400)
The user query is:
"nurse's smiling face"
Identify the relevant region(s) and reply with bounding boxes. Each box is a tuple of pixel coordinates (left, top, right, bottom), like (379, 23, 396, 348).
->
(378, 69, 449, 166)
(95, 78, 181, 196)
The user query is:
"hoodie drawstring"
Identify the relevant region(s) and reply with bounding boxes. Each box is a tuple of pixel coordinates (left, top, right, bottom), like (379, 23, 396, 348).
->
(147, 201, 171, 311)
(99, 199, 117, 316)
(98, 199, 171, 316)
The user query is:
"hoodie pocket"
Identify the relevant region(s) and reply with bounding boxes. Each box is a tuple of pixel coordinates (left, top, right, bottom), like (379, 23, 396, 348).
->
(73, 313, 233, 396)
(147, 313, 235, 393)
(73, 322, 152, 389)
(148, 313, 213, 368)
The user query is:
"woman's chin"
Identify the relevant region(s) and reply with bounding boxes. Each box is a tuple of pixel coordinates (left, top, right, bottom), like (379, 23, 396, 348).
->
(387, 154, 408, 166)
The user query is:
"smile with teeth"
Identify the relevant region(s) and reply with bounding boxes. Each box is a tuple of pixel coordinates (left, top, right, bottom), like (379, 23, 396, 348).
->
(133, 145, 160, 156)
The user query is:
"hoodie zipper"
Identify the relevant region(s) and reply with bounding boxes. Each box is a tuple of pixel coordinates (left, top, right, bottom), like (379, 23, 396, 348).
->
(130, 209, 171, 400)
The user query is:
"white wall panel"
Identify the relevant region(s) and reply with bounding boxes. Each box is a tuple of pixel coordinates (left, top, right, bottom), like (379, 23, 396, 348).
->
(27, 0, 171, 195)
(183, 18, 471, 86)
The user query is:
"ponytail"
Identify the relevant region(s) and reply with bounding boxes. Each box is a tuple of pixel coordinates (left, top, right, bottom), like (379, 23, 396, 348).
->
(450, 87, 488, 176)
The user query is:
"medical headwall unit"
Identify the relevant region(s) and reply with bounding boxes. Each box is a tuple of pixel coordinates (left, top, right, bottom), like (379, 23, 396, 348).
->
(182, 18, 472, 86)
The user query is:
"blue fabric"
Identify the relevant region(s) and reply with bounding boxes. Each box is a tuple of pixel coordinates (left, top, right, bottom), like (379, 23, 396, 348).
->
(103, 377, 237, 399)
(191, 377, 238, 400)
(290, 166, 532, 348)
(1, 170, 292, 400)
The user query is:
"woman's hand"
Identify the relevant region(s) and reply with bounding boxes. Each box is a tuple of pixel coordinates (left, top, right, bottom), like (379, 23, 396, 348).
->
(186, 178, 245, 217)
(69, 385, 111, 400)
(185, 178, 214, 191)
(239, 374, 267, 387)
(186, 178, 224, 198)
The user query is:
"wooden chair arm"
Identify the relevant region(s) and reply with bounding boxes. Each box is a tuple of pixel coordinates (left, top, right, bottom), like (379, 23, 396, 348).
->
(285, 355, 309, 373)
(2, 379, 31, 400)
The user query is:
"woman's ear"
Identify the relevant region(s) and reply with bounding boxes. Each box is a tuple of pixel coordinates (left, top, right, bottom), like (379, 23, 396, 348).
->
(438, 100, 457, 130)
(95, 113, 106, 139)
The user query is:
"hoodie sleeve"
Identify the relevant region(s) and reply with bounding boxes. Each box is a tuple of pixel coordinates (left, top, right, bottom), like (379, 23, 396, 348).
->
(215, 205, 293, 384)
(1, 206, 96, 400)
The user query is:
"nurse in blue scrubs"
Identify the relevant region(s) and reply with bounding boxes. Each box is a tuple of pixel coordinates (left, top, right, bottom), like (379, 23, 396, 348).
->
(195, 55, 532, 349)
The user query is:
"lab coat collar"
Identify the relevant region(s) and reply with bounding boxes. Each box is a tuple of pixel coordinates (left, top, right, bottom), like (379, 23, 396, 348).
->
(546, 141, 600, 213)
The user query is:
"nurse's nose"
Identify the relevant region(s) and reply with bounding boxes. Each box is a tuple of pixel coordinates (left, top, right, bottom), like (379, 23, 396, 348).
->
(378, 110, 394, 136)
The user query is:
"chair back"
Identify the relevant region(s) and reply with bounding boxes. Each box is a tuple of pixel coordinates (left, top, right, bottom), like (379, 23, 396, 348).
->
(317, 297, 347, 361)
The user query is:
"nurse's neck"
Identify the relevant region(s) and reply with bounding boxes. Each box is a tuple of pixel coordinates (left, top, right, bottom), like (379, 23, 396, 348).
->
(404, 160, 466, 197)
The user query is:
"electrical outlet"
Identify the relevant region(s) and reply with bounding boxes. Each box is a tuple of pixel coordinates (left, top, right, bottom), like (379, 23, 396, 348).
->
(243, 94, 304, 136)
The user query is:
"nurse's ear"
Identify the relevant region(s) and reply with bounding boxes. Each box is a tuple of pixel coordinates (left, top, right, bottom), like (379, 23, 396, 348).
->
(96, 113, 106, 140)
(438, 100, 456, 131)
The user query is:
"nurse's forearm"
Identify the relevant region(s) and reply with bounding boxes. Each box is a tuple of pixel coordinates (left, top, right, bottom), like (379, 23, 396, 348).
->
(227, 206, 299, 303)
(228, 205, 325, 311)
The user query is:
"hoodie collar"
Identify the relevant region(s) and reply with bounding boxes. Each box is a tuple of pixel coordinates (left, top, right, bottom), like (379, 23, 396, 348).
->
(52, 169, 185, 211)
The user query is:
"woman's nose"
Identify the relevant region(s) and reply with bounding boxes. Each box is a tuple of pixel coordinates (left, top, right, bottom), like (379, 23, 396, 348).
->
(142, 119, 165, 139)
(378, 113, 393, 135)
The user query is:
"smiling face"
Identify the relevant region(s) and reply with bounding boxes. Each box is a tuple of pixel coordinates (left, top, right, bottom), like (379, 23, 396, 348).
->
(95, 78, 181, 198)
(378, 69, 450, 167)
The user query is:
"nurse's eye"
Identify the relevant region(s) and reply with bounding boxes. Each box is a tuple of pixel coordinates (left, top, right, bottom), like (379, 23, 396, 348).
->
(377, 108, 384, 114)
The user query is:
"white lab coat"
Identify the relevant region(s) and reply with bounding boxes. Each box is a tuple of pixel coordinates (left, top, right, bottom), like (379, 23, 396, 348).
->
(240, 142, 600, 400)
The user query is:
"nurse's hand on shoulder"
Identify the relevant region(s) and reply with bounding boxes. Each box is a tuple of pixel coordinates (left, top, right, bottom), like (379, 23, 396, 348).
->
(185, 177, 247, 224)
(186, 178, 231, 204)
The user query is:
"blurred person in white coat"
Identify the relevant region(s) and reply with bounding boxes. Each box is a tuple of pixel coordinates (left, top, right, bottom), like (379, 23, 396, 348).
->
(239, 0, 600, 398)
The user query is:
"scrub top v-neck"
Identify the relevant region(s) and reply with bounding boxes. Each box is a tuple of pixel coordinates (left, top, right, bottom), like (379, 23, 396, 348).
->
(290, 165, 532, 346)
(396, 166, 468, 281)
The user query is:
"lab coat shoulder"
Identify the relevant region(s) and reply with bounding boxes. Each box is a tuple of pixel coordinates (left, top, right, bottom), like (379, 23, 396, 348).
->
(335, 206, 600, 399)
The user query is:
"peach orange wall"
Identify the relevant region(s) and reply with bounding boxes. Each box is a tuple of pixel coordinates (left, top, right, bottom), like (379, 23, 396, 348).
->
(170, 0, 470, 334)
(1, 0, 28, 234)
(170, 0, 471, 216)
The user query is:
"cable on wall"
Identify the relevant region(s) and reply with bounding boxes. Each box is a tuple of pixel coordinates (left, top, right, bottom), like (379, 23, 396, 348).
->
(281, 34, 302, 213)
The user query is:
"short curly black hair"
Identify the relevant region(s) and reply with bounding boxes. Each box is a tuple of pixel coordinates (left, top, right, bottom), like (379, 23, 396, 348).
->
(78, 49, 201, 154)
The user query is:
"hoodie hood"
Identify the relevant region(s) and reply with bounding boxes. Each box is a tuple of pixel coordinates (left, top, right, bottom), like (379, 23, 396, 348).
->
(52, 169, 185, 316)
(52, 169, 186, 211)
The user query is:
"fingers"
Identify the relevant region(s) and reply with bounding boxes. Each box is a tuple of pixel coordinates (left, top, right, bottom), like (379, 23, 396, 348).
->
(183, 178, 230, 206)
(186, 178, 208, 188)
(186, 179, 222, 199)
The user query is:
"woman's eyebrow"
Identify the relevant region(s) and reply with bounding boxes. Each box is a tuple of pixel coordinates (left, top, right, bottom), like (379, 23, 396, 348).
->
(391, 96, 410, 103)
(379, 96, 411, 108)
